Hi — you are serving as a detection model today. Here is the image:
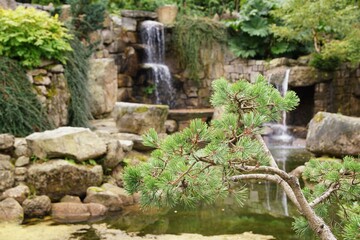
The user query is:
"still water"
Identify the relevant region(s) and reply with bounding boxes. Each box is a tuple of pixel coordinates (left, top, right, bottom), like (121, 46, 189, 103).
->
(97, 147, 312, 239)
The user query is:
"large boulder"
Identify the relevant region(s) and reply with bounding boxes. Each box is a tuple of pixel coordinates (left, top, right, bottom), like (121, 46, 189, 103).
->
(306, 112, 360, 156)
(27, 160, 103, 201)
(0, 198, 24, 224)
(112, 102, 169, 134)
(52, 202, 107, 223)
(22, 195, 51, 218)
(26, 127, 107, 162)
(88, 58, 118, 118)
(0, 160, 14, 192)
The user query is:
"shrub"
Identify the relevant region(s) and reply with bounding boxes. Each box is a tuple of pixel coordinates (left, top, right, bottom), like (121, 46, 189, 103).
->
(0, 57, 53, 136)
(0, 7, 72, 68)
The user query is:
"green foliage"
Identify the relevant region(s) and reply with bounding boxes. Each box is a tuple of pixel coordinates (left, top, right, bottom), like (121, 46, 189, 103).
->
(309, 53, 341, 71)
(31, 0, 66, 5)
(172, 15, 228, 81)
(271, 0, 360, 69)
(64, 38, 93, 127)
(0, 57, 53, 137)
(293, 156, 360, 239)
(0, 7, 72, 68)
(68, 0, 106, 41)
(227, 0, 302, 59)
(124, 74, 299, 208)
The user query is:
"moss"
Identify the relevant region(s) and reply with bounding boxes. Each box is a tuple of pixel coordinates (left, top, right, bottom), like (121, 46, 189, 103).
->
(88, 186, 104, 192)
(135, 106, 149, 113)
(314, 112, 324, 123)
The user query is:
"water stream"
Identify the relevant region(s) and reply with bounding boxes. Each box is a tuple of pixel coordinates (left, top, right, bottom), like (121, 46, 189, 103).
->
(140, 21, 175, 107)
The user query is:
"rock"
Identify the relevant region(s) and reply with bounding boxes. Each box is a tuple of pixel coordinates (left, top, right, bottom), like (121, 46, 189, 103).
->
(120, 10, 157, 19)
(52, 202, 89, 223)
(15, 156, 30, 167)
(0, 160, 14, 192)
(156, 5, 178, 26)
(165, 120, 178, 134)
(113, 102, 169, 134)
(27, 160, 103, 201)
(0, 134, 15, 150)
(101, 29, 113, 44)
(101, 183, 134, 206)
(14, 138, 30, 158)
(84, 186, 123, 212)
(168, 108, 214, 122)
(60, 195, 82, 203)
(51, 202, 107, 223)
(0, 185, 29, 204)
(117, 74, 133, 87)
(306, 112, 360, 156)
(49, 64, 64, 73)
(121, 17, 137, 31)
(0, 154, 10, 162)
(104, 140, 125, 169)
(0, 0, 16, 10)
(26, 127, 107, 162)
(119, 140, 133, 152)
(91, 118, 118, 134)
(88, 58, 118, 118)
(111, 165, 124, 187)
(33, 75, 51, 85)
(0, 198, 23, 224)
(113, 133, 151, 151)
(22, 195, 51, 218)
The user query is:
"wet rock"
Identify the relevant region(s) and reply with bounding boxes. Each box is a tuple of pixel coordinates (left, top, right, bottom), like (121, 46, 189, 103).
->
(27, 160, 103, 201)
(0, 134, 15, 150)
(0, 160, 14, 192)
(113, 102, 169, 134)
(0, 185, 29, 204)
(101, 183, 134, 206)
(84, 186, 123, 212)
(88, 58, 118, 118)
(306, 112, 360, 156)
(22, 195, 51, 218)
(26, 127, 107, 162)
(51, 202, 107, 223)
(0, 198, 23, 224)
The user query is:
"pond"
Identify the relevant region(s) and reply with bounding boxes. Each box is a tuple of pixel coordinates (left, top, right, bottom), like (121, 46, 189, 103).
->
(87, 146, 312, 239)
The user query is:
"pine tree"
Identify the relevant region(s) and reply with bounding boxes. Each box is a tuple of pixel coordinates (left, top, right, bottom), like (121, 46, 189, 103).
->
(124, 75, 360, 240)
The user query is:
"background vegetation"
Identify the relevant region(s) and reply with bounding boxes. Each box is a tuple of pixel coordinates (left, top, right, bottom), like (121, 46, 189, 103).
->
(0, 57, 53, 136)
(0, 7, 72, 68)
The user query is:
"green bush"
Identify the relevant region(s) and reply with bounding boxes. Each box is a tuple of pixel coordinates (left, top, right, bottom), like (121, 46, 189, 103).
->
(0, 7, 72, 68)
(309, 53, 341, 71)
(0, 57, 53, 137)
(31, 0, 65, 5)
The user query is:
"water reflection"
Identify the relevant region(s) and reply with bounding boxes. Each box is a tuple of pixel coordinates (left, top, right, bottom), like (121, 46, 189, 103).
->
(102, 147, 312, 239)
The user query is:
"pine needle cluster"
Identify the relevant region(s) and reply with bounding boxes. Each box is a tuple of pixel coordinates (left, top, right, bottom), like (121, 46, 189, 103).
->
(124, 75, 299, 208)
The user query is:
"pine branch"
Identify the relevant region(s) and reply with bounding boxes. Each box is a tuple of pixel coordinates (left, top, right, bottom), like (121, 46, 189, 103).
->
(309, 182, 340, 208)
(255, 134, 278, 168)
(230, 173, 301, 211)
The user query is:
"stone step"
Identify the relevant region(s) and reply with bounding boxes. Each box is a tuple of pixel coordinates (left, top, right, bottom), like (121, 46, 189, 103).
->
(168, 108, 214, 121)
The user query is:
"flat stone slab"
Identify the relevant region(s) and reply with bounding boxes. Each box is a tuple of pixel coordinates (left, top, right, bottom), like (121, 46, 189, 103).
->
(120, 10, 157, 19)
(168, 108, 215, 121)
(26, 127, 107, 162)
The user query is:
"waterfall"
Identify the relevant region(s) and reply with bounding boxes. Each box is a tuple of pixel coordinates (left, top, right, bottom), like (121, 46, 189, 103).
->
(270, 69, 292, 143)
(140, 21, 175, 107)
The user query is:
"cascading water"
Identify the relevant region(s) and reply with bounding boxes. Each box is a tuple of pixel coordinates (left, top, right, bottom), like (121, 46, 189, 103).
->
(269, 69, 292, 144)
(140, 21, 175, 107)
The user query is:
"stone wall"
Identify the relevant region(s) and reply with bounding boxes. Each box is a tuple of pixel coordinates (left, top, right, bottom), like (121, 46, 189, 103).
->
(27, 63, 70, 127)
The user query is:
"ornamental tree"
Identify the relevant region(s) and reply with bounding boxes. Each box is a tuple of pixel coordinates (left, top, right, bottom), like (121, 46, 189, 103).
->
(124, 75, 360, 240)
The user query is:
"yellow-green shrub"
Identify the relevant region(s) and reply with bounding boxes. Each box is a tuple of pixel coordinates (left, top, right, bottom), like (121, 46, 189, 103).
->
(0, 7, 72, 68)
